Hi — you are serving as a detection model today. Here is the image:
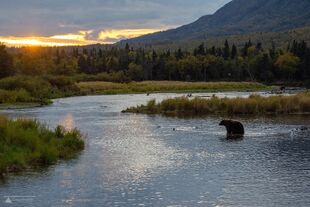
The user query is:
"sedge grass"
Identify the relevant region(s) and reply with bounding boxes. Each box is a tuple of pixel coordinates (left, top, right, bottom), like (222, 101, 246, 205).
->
(123, 92, 310, 116)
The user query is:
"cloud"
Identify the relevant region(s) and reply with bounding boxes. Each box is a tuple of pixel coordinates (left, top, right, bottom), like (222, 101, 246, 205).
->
(98, 28, 164, 43)
(50, 30, 93, 41)
(0, 0, 231, 45)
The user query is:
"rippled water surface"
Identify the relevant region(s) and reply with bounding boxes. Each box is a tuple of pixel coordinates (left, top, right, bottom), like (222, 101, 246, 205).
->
(0, 92, 310, 207)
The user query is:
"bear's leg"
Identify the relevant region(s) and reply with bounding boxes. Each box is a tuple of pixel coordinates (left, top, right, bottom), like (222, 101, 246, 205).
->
(226, 126, 233, 135)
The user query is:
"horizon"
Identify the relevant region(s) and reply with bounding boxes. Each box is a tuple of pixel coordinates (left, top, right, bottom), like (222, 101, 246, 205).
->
(0, 0, 231, 47)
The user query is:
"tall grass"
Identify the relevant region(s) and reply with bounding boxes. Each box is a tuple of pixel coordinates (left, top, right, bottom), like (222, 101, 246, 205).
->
(0, 116, 84, 176)
(124, 92, 310, 116)
(78, 81, 268, 95)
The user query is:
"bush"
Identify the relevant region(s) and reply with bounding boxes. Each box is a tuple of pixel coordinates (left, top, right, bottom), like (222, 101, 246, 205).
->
(43, 75, 81, 97)
(74, 72, 130, 83)
(0, 76, 52, 99)
(0, 89, 34, 104)
(0, 75, 83, 104)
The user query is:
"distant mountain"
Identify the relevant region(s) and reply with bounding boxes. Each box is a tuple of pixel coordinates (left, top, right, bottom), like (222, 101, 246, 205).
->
(121, 0, 310, 45)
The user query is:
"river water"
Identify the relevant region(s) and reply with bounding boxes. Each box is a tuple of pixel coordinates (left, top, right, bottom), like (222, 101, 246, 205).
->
(0, 92, 310, 207)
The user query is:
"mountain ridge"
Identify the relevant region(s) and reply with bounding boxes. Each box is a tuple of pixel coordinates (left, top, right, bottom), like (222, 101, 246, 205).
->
(121, 0, 310, 45)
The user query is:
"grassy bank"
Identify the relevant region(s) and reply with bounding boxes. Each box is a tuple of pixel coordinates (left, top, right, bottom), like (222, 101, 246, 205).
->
(0, 89, 51, 108)
(0, 75, 270, 108)
(0, 116, 84, 176)
(123, 92, 310, 116)
(77, 81, 269, 95)
(0, 75, 269, 109)
(0, 75, 80, 108)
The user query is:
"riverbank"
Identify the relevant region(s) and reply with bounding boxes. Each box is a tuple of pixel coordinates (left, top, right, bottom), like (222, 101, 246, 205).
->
(0, 76, 271, 109)
(123, 92, 310, 116)
(0, 102, 51, 110)
(77, 81, 270, 95)
(0, 116, 84, 177)
(0, 76, 77, 109)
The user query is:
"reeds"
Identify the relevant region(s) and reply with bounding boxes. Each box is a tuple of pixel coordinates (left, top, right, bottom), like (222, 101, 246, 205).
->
(124, 92, 310, 116)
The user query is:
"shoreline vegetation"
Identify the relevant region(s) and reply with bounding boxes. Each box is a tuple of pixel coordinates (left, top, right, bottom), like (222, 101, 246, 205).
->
(0, 75, 271, 109)
(77, 81, 270, 95)
(123, 92, 310, 117)
(0, 75, 79, 109)
(0, 116, 85, 177)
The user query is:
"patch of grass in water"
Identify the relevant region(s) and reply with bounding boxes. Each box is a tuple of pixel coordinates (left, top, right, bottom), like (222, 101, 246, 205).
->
(123, 92, 310, 116)
(0, 116, 84, 177)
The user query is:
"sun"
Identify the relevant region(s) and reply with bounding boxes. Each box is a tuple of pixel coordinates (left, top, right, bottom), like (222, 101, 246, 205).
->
(0, 36, 90, 47)
(0, 31, 97, 47)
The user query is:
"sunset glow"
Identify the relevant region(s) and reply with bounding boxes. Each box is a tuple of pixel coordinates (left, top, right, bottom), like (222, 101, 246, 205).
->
(98, 29, 162, 43)
(0, 30, 98, 47)
(0, 28, 164, 47)
(0, 37, 75, 47)
(50, 30, 93, 41)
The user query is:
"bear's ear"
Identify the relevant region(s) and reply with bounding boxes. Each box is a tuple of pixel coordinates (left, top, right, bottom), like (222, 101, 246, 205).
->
(219, 120, 225, 126)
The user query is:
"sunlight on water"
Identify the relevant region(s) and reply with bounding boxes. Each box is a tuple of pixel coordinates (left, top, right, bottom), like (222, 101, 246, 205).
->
(59, 113, 75, 131)
(96, 115, 187, 190)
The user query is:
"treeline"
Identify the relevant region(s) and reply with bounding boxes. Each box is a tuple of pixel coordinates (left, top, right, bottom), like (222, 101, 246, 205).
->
(1, 40, 310, 84)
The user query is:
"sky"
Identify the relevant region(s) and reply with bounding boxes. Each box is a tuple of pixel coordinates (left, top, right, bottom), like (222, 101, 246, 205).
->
(0, 0, 231, 46)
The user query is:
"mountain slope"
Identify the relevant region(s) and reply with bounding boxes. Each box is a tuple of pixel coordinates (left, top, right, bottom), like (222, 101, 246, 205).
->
(122, 0, 310, 44)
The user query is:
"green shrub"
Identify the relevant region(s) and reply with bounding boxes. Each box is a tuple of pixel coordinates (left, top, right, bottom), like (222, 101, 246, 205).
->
(43, 75, 80, 97)
(0, 76, 53, 99)
(0, 75, 82, 104)
(0, 89, 34, 103)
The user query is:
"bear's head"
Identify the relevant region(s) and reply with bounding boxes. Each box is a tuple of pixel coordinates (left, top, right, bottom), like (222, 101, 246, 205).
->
(219, 120, 231, 126)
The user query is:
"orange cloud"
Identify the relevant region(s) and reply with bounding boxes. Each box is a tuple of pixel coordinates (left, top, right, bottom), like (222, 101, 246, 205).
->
(50, 30, 93, 41)
(98, 29, 163, 43)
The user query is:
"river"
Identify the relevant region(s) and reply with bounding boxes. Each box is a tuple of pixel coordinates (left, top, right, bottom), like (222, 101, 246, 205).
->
(0, 92, 310, 207)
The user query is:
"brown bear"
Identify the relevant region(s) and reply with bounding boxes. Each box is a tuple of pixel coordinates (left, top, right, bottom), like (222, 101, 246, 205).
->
(219, 120, 244, 138)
